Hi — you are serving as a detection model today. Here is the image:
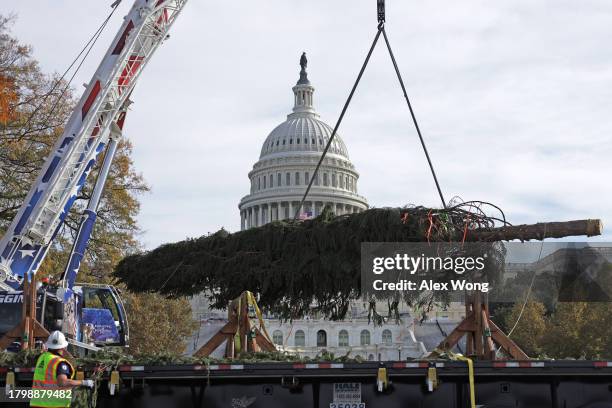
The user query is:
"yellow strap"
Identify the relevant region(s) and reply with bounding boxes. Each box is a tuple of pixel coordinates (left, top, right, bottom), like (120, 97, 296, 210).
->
(110, 370, 120, 385)
(245, 291, 273, 343)
(453, 354, 476, 408)
(376, 367, 388, 392)
(234, 296, 242, 352)
(434, 349, 476, 408)
(6, 371, 15, 387)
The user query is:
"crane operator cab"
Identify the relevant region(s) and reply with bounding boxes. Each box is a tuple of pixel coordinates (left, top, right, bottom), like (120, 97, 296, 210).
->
(74, 284, 129, 347)
(0, 283, 128, 352)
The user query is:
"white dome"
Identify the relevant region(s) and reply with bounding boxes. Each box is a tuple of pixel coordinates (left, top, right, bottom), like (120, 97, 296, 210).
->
(238, 54, 368, 230)
(260, 115, 349, 159)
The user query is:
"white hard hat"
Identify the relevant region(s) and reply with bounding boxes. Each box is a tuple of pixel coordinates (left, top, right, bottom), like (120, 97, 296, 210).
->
(45, 331, 69, 350)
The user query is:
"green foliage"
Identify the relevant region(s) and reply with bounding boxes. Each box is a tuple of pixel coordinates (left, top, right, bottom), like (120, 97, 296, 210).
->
(0, 349, 367, 369)
(502, 300, 612, 359)
(502, 301, 547, 356)
(543, 302, 612, 359)
(115, 205, 506, 321)
(122, 292, 198, 355)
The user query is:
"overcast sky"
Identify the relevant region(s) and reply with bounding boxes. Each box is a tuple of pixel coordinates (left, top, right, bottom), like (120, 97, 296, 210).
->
(5, 1, 612, 248)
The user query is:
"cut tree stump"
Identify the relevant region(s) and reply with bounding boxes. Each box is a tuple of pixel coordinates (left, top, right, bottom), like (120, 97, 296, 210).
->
(470, 219, 602, 241)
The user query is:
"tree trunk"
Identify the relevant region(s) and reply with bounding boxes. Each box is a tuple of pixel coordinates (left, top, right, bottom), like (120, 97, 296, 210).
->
(469, 219, 602, 242)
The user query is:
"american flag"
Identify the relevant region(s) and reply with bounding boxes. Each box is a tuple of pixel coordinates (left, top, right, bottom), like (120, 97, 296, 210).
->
(298, 211, 313, 220)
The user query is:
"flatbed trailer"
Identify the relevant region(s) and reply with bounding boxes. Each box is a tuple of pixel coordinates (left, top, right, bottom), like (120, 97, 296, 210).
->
(2, 360, 612, 407)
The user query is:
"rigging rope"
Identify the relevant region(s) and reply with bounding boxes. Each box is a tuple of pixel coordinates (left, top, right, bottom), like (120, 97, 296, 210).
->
(381, 27, 447, 208)
(293, 24, 384, 220)
(294, 16, 448, 218)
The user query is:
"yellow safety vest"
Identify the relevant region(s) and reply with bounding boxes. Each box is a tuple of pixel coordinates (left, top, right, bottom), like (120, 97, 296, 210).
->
(30, 351, 75, 407)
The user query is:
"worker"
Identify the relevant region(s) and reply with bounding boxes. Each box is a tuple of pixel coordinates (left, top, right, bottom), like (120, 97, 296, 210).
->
(30, 331, 94, 408)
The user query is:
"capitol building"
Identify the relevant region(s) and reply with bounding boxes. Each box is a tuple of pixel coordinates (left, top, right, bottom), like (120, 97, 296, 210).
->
(235, 55, 424, 360)
(189, 55, 463, 360)
(238, 53, 368, 229)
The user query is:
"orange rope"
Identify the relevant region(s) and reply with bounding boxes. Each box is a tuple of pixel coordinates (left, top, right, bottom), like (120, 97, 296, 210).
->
(426, 210, 434, 242)
(462, 216, 470, 246)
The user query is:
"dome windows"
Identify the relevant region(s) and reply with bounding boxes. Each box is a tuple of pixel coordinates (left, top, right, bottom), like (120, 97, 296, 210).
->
(259, 119, 350, 159)
(295, 172, 300, 185)
(286, 172, 290, 186)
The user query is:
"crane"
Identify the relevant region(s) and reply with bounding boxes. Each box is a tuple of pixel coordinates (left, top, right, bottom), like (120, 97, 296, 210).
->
(0, 0, 188, 351)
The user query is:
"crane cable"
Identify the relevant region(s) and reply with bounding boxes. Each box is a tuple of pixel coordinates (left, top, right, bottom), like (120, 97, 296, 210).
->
(293, 24, 383, 220)
(381, 27, 446, 208)
(294, 5, 446, 219)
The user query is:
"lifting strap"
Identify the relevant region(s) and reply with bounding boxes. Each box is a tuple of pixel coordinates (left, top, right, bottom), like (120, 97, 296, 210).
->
(294, 0, 447, 219)
(433, 348, 476, 408)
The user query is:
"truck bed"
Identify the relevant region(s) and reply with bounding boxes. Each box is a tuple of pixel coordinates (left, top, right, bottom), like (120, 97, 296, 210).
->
(2, 360, 612, 407)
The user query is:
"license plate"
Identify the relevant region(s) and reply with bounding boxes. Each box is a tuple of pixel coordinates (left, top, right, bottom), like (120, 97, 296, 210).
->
(330, 404, 365, 408)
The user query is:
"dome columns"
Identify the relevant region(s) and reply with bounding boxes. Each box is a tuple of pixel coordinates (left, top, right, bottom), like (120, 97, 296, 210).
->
(240, 200, 365, 229)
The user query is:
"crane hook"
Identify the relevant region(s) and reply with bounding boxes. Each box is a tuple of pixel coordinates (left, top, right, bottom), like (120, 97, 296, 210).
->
(377, 0, 385, 24)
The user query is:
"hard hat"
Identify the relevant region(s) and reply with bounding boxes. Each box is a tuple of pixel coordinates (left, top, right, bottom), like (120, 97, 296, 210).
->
(45, 331, 69, 350)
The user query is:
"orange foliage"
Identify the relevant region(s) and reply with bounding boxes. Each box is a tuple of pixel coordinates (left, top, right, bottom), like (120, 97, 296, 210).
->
(0, 73, 18, 124)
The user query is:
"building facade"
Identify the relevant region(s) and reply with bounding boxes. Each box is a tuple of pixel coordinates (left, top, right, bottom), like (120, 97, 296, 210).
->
(189, 55, 427, 360)
(265, 308, 427, 360)
(238, 54, 368, 229)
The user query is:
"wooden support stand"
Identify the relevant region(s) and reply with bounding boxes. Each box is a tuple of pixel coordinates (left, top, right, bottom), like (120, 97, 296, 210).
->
(194, 292, 276, 358)
(0, 277, 49, 351)
(433, 217, 603, 360)
(432, 292, 528, 360)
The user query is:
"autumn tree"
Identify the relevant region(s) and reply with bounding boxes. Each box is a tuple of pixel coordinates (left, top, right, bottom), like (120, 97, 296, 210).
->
(0, 15, 196, 354)
(502, 301, 548, 357)
(122, 292, 198, 354)
(543, 302, 612, 359)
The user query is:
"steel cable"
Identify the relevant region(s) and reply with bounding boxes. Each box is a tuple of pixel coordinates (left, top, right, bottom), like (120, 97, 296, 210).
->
(293, 24, 384, 220)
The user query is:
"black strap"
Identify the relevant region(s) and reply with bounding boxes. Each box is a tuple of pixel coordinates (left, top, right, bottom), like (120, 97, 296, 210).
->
(294, 17, 448, 219)
(293, 25, 384, 220)
(381, 27, 447, 208)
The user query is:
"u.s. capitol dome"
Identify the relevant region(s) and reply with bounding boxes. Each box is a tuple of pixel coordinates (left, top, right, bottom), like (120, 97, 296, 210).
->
(239, 54, 368, 230)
